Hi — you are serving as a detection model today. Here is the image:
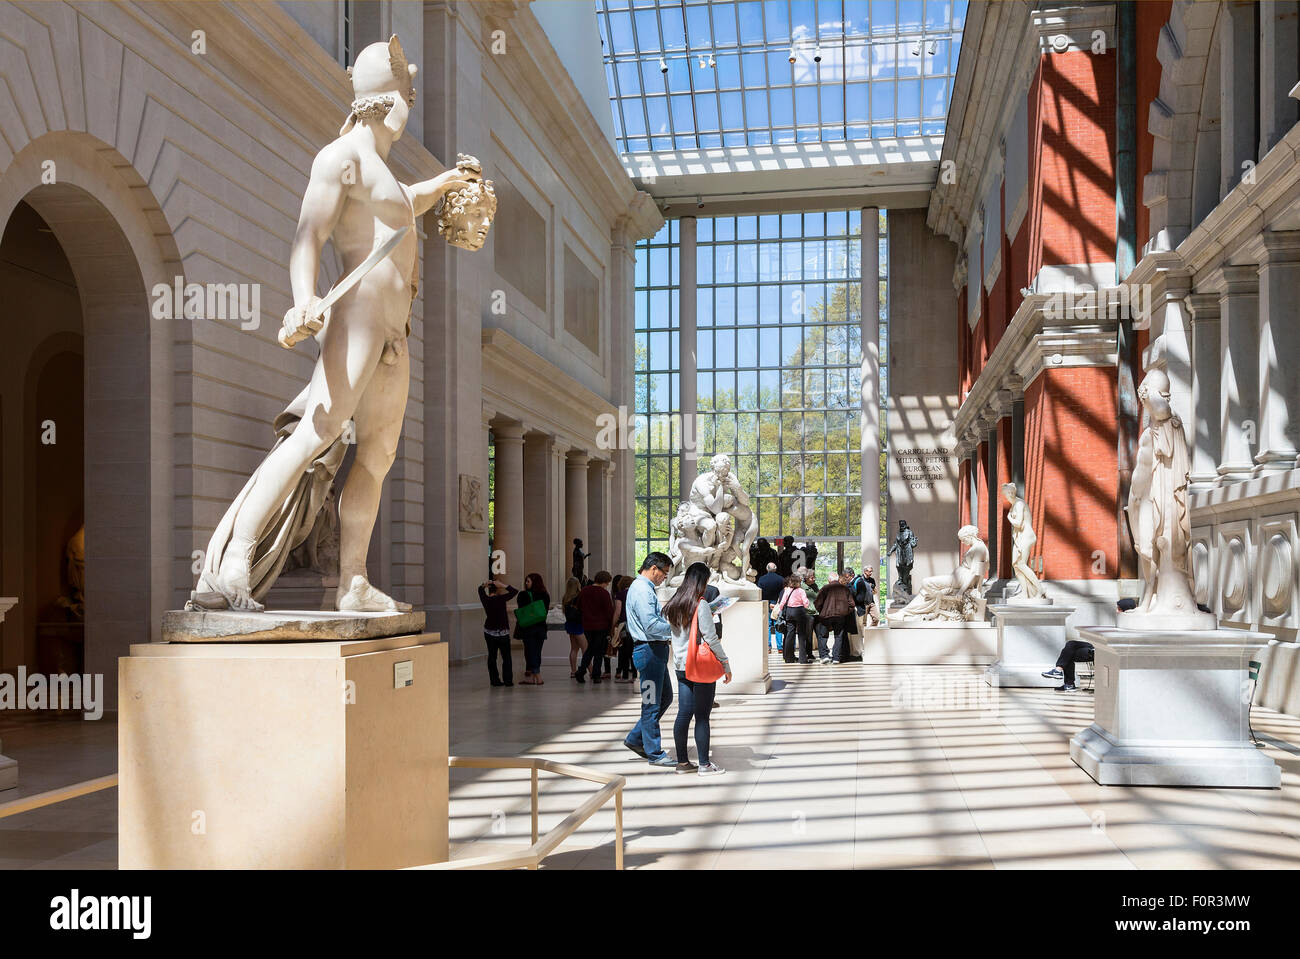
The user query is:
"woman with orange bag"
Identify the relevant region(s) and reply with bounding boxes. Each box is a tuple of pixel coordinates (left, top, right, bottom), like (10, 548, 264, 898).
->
(663, 562, 732, 777)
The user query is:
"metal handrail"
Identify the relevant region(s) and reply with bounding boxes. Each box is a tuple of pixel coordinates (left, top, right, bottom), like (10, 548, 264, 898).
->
(0, 774, 118, 820)
(408, 756, 625, 870)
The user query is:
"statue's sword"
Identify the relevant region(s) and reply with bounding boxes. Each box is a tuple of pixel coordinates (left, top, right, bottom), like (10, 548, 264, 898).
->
(278, 224, 412, 348)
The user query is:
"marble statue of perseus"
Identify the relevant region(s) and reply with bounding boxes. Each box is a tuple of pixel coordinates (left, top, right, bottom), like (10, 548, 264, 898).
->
(191, 36, 496, 613)
(1001, 482, 1045, 601)
(894, 525, 988, 622)
(1123, 368, 1213, 627)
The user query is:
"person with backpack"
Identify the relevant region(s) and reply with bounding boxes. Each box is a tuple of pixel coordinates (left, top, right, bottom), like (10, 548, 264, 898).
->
(663, 562, 731, 776)
(850, 565, 879, 627)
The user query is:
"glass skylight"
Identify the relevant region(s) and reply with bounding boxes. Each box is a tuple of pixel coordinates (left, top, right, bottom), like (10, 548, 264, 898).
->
(596, 0, 967, 154)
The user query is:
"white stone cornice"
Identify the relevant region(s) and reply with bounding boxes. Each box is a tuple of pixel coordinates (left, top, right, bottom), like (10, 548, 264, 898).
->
(952, 253, 969, 291)
(1013, 327, 1118, 386)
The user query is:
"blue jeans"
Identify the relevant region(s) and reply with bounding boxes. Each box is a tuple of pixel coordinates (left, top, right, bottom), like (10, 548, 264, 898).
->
(625, 642, 673, 761)
(673, 670, 716, 765)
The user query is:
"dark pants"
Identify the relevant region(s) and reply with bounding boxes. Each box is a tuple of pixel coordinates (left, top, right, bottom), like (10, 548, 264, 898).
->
(1056, 640, 1094, 684)
(781, 608, 813, 662)
(616, 636, 635, 678)
(626, 642, 673, 761)
(521, 626, 546, 673)
(578, 629, 610, 680)
(673, 670, 716, 766)
(821, 615, 852, 662)
(484, 632, 513, 684)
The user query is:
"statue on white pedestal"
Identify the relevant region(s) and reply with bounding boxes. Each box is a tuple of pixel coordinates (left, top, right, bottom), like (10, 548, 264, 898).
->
(1123, 369, 1215, 629)
(666, 454, 758, 589)
(1001, 482, 1047, 603)
(895, 525, 989, 622)
(191, 36, 493, 613)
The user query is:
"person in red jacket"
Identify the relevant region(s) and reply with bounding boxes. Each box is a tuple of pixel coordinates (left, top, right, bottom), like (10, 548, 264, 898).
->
(574, 570, 615, 684)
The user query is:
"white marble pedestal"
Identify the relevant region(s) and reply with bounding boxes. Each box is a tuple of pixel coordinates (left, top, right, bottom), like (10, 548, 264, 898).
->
(984, 604, 1076, 687)
(120, 617, 449, 867)
(1069, 625, 1281, 788)
(859, 621, 996, 664)
(0, 597, 16, 790)
(715, 598, 771, 695)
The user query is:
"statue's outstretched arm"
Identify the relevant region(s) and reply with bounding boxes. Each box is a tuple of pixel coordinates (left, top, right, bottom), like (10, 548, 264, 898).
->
(289, 146, 350, 309)
(409, 155, 483, 216)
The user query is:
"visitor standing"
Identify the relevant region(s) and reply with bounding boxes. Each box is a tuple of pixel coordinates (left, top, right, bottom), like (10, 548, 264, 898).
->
(757, 561, 786, 652)
(515, 573, 550, 685)
(478, 578, 517, 686)
(622, 552, 677, 767)
(664, 562, 731, 776)
(816, 572, 855, 664)
(612, 575, 635, 683)
(772, 574, 813, 663)
(561, 576, 587, 679)
(575, 571, 615, 684)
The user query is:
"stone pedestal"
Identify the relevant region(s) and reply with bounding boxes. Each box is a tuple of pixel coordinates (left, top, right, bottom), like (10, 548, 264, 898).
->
(859, 622, 996, 665)
(714, 598, 771, 695)
(1069, 625, 1281, 788)
(0, 597, 16, 790)
(984, 604, 1076, 687)
(120, 611, 448, 867)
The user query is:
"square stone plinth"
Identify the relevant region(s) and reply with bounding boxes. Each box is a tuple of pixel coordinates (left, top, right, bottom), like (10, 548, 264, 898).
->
(715, 599, 771, 696)
(984, 604, 1076, 687)
(1068, 625, 1281, 788)
(119, 631, 448, 868)
(860, 622, 996, 665)
(162, 608, 426, 643)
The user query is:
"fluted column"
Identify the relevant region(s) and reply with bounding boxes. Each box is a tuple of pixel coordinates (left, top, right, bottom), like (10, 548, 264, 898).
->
(491, 419, 525, 581)
(1185, 293, 1222, 491)
(1214, 265, 1260, 483)
(1256, 232, 1300, 472)
(860, 206, 881, 573)
(565, 450, 590, 580)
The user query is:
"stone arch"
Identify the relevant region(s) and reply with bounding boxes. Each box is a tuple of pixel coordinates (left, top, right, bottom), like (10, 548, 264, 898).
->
(0, 131, 181, 701)
(1146, 0, 1224, 252)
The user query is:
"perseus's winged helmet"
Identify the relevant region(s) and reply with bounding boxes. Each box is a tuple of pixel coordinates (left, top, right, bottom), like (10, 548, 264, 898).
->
(340, 35, 418, 135)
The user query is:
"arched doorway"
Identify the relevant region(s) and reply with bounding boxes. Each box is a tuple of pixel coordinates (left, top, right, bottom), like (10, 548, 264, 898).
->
(0, 181, 156, 707)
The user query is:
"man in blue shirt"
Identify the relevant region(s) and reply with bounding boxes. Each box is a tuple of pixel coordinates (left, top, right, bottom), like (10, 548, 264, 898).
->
(622, 551, 677, 767)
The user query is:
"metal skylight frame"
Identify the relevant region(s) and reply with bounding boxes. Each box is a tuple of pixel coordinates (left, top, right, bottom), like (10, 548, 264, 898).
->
(596, 0, 968, 155)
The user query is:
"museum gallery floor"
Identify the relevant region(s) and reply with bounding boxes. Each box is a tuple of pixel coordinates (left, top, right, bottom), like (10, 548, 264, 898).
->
(5, 655, 1300, 870)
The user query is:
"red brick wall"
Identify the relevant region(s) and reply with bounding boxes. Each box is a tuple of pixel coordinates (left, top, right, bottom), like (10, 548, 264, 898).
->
(997, 416, 1014, 578)
(1136, 0, 1173, 249)
(1023, 367, 1119, 580)
(1028, 49, 1118, 273)
(959, 457, 971, 530)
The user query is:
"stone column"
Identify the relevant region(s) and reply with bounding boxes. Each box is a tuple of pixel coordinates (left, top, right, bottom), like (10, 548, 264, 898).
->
(522, 432, 561, 595)
(1258, 0, 1300, 158)
(1184, 292, 1222, 491)
(1256, 232, 1300, 472)
(861, 206, 881, 572)
(565, 450, 590, 580)
(1148, 270, 1195, 433)
(982, 410, 1000, 567)
(1221, 1, 1259, 199)
(679, 215, 698, 494)
(585, 457, 612, 575)
(490, 419, 525, 581)
(1213, 265, 1260, 483)
(609, 222, 639, 575)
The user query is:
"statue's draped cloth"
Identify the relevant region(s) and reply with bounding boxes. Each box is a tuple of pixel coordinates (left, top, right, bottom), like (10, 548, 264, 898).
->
(1128, 415, 1192, 576)
(195, 386, 346, 606)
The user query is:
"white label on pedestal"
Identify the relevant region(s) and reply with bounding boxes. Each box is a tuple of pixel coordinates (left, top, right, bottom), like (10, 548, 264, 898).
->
(394, 661, 413, 689)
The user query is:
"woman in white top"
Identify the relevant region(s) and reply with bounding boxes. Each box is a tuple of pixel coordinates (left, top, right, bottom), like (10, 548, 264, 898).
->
(663, 562, 732, 776)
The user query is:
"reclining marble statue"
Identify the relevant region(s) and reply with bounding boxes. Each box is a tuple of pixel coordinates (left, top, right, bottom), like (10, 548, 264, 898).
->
(666, 454, 759, 590)
(895, 525, 989, 622)
(190, 36, 495, 613)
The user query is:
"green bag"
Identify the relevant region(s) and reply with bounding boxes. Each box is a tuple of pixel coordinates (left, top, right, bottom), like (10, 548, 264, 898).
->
(515, 594, 547, 628)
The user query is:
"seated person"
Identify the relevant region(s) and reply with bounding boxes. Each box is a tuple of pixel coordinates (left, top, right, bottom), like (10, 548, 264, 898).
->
(1042, 598, 1138, 690)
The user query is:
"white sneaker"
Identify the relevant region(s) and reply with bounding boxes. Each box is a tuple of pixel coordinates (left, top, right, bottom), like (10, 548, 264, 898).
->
(697, 762, 725, 777)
